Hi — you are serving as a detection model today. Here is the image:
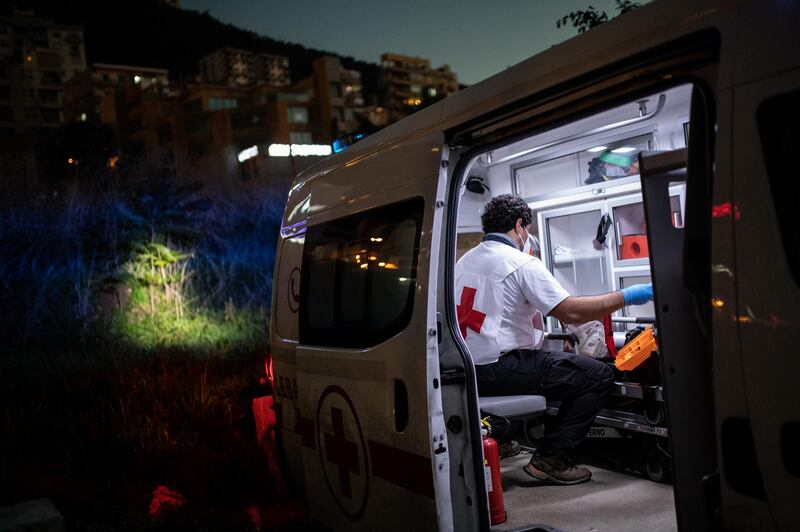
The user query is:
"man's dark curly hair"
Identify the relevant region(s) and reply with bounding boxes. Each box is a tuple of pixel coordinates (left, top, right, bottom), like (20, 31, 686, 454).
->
(481, 194, 533, 233)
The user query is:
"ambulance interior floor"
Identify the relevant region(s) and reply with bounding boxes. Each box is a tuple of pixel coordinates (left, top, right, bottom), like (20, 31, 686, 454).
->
(494, 450, 676, 532)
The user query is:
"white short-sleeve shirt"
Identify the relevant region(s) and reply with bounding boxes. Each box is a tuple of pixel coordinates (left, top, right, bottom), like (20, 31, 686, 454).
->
(455, 238, 570, 365)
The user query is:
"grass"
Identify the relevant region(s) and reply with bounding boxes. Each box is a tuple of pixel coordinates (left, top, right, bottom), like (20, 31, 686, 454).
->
(107, 307, 267, 352)
(0, 183, 287, 530)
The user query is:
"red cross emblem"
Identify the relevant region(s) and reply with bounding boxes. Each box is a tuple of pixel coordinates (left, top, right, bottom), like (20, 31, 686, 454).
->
(325, 407, 360, 498)
(315, 385, 369, 521)
(457, 286, 486, 338)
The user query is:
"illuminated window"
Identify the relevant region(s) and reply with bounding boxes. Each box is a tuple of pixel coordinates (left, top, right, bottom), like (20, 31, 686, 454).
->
(289, 131, 313, 144)
(287, 106, 308, 124)
(209, 97, 238, 110)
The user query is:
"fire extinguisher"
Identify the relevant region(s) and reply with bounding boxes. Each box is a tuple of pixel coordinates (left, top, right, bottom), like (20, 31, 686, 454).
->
(482, 419, 506, 525)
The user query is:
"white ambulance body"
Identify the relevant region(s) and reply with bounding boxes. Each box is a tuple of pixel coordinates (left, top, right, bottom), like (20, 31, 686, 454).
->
(270, 0, 800, 529)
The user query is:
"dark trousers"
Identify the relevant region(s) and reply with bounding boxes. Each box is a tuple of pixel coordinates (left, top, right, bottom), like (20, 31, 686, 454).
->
(475, 349, 614, 451)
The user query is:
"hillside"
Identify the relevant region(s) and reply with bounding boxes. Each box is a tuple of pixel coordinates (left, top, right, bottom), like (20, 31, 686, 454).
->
(10, 0, 381, 99)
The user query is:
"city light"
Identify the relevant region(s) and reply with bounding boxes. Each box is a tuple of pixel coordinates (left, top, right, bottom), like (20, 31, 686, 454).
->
(268, 143, 333, 157)
(134, 75, 142, 84)
(238, 145, 258, 163)
(80, 113, 87, 122)
(268, 144, 291, 157)
(291, 144, 333, 156)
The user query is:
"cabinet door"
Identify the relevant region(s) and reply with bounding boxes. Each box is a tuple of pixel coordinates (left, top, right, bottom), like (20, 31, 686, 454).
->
(609, 195, 650, 268)
(608, 187, 685, 269)
(540, 202, 612, 329)
(614, 270, 656, 331)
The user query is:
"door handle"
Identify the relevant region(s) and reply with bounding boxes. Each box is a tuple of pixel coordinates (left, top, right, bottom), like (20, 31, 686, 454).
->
(599, 258, 605, 285)
(394, 379, 409, 433)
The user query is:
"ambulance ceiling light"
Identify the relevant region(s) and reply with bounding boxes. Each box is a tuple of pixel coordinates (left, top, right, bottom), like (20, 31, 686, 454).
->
(490, 94, 666, 166)
(611, 146, 637, 154)
(587, 146, 607, 152)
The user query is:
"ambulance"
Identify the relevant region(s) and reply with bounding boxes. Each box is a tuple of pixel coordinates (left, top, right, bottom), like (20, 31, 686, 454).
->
(269, 0, 800, 529)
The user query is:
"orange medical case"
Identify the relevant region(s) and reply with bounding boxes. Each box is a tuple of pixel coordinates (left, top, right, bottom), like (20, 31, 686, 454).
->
(615, 326, 658, 371)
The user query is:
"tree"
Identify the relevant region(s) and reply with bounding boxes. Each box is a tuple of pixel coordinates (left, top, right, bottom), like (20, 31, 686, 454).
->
(557, 0, 642, 34)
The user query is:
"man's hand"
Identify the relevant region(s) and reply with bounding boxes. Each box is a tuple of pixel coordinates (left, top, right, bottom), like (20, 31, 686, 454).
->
(621, 283, 654, 305)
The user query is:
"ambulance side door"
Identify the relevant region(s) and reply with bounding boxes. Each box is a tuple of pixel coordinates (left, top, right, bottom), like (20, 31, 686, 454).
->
(295, 131, 451, 531)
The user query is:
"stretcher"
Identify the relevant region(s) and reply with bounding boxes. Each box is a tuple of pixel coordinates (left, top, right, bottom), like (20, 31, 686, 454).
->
(576, 316, 670, 482)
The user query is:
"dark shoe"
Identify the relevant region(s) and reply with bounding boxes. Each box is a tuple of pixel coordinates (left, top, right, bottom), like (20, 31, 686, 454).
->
(498, 440, 521, 459)
(523, 451, 591, 485)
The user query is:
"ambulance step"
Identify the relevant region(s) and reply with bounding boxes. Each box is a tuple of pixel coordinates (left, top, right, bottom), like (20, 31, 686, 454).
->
(545, 406, 669, 438)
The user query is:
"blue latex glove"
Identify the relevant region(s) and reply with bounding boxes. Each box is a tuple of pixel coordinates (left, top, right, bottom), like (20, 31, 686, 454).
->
(621, 283, 654, 305)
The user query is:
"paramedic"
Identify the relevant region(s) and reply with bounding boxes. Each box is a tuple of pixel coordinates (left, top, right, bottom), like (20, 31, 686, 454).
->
(455, 194, 654, 485)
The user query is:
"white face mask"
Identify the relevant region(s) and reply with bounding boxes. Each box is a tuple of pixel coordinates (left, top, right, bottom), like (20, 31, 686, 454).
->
(521, 234, 532, 254)
(516, 225, 530, 252)
(515, 229, 526, 251)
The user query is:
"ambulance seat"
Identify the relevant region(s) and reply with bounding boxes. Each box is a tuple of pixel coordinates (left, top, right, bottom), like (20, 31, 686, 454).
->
(479, 395, 547, 417)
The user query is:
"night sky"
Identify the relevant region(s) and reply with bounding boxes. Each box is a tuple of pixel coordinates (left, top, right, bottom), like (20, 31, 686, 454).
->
(181, 0, 629, 85)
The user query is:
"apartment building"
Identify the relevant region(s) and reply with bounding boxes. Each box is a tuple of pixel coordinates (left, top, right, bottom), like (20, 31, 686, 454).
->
(198, 48, 290, 88)
(305, 55, 365, 140)
(380, 52, 458, 121)
(63, 63, 171, 124)
(0, 12, 87, 194)
(0, 12, 86, 129)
